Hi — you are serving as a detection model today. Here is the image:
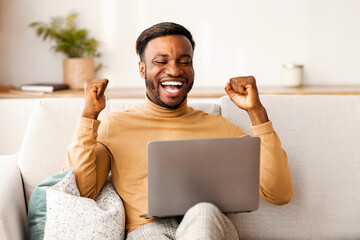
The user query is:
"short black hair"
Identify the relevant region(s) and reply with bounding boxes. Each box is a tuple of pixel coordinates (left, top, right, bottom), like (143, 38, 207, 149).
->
(136, 22, 195, 61)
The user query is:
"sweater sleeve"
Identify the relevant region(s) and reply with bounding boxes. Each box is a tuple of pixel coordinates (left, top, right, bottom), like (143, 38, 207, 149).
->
(63, 117, 112, 199)
(251, 121, 294, 205)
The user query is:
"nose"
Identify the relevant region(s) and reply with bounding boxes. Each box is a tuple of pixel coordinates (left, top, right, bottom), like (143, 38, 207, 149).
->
(165, 61, 183, 77)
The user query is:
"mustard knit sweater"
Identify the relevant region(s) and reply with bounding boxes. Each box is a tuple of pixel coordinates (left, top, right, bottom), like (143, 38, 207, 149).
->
(64, 97, 293, 233)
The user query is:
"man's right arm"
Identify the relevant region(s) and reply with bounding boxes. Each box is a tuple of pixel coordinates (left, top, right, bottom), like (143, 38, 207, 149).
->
(63, 117, 112, 199)
(63, 79, 111, 199)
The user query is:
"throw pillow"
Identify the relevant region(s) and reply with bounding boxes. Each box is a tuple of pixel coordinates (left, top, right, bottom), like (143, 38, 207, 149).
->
(28, 169, 71, 240)
(28, 169, 125, 240)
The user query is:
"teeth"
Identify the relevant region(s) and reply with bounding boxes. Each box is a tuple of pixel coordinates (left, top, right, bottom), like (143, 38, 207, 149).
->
(165, 88, 180, 93)
(161, 81, 183, 86)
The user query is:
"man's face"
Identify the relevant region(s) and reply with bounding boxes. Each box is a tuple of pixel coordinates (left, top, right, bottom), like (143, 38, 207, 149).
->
(139, 35, 194, 109)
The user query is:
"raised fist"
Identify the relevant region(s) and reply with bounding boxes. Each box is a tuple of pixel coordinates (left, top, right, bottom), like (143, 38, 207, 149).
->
(225, 76, 262, 112)
(81, 78, 109, 119)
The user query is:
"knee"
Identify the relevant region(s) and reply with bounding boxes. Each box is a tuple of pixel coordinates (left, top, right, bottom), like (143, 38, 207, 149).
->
(192, 202, 218, 209)
(186, 202, 222, 216)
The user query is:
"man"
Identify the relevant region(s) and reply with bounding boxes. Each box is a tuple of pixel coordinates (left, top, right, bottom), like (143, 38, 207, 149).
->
(64, 22, 293, 239)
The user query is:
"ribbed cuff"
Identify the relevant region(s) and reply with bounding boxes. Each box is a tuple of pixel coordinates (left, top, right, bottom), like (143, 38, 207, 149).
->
(251, 120, 274, 136)
(78, 117, 101, 130)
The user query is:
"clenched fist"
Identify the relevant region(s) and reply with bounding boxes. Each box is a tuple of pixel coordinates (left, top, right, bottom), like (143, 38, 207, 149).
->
(225, 76, 269, 125)
(81, 78, 109, 120)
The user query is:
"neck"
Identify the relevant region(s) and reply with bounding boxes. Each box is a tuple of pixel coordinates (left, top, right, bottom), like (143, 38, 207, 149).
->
(143, 94, 188, 118)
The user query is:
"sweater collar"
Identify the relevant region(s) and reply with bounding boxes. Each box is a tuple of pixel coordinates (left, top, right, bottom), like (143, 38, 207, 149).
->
(143, 94, 189, 118)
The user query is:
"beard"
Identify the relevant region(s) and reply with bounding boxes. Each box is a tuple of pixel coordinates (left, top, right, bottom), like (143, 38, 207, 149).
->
(144, 68, 193, 109)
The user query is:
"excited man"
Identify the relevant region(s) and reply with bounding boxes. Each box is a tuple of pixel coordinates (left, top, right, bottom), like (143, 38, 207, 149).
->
(64, 22, 293, 239)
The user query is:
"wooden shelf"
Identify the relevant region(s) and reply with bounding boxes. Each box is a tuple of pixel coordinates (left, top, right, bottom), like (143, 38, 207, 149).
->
(258, 85, 360, 95)
(1, 85, 360, 99)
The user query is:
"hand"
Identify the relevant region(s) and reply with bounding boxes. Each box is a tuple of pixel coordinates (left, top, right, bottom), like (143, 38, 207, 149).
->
(225, 76, 262, 111)
(225, 76, 269, 125)
(81, 78, 109, 120)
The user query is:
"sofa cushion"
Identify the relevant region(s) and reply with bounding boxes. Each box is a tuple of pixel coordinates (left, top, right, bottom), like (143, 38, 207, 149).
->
(28, 168, 125, 240)
(18, 98, 96, 205)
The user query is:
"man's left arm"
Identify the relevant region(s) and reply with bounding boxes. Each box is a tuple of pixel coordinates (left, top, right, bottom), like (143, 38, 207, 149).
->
(225, 76, 294, 205)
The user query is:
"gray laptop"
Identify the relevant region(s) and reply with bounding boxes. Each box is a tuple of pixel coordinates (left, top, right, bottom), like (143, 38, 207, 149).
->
(140, 137, 260, 218)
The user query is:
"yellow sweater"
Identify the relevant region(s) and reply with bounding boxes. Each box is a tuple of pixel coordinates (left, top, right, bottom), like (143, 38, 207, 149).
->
(64, 97, 293, 233)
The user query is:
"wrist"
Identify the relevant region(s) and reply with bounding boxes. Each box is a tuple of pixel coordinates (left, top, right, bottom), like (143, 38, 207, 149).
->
(81, 110, 99, 120)
(247, 105, 269, 126)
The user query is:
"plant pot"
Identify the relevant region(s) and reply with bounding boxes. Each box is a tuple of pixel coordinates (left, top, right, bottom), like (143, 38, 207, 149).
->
(63, 58, 94, 89)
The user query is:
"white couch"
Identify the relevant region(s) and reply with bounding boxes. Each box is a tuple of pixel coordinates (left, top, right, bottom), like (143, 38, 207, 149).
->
(1, 95, 359, 240)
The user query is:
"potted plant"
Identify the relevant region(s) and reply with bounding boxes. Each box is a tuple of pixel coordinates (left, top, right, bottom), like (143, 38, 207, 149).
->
(29, 13, 102, 89)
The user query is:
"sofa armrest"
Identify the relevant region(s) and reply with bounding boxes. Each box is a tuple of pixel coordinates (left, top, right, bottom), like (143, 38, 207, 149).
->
(0, 154, 28, 240)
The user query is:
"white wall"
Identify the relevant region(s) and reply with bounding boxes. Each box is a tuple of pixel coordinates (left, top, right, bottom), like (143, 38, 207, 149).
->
(1, 0, 360, 89)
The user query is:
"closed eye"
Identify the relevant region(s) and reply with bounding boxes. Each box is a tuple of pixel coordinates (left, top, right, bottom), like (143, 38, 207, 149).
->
(154, 61, 167, 65)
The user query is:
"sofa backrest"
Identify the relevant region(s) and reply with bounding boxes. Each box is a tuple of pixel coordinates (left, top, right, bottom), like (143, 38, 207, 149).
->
(220, 95, 360, 239)
(18, 98, 221, 206)
(17, 95, 360, 239)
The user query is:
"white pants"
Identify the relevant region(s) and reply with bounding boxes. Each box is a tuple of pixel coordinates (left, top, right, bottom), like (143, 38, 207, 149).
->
(126, 202, 239, 240)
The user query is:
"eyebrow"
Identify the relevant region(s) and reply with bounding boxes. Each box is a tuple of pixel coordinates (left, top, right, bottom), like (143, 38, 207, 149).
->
(154, 54, 169, 58)
(179, 54, 192, 58)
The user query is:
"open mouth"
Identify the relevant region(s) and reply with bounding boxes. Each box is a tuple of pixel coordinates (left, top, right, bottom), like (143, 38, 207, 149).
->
(160, 81, 184, 93)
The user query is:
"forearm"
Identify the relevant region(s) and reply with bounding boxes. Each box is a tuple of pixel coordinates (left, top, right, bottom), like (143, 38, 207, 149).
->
(251, 121, 294, 205)
(64, 117, 111, 199)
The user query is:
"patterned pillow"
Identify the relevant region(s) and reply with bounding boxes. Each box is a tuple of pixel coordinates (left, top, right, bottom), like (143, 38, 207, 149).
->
(28, 169, 71, 240)
(28, 168, 125, 240)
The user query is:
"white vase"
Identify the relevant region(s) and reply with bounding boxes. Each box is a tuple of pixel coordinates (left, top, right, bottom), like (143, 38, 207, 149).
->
(282, 64, 304, 88)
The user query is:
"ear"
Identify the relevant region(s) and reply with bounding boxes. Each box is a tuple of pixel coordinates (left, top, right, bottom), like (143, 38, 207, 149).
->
(138, 61, 145, 79)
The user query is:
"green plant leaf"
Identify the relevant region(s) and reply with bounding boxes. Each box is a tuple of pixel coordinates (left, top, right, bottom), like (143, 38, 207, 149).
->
(29, 12, 101, 59)
(43, 29, 49, 40)
(29, 22, 40, 28)
(36, 27, 44, 36)
(50, 16, 64, 30)
(66, 13, 77, 28)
